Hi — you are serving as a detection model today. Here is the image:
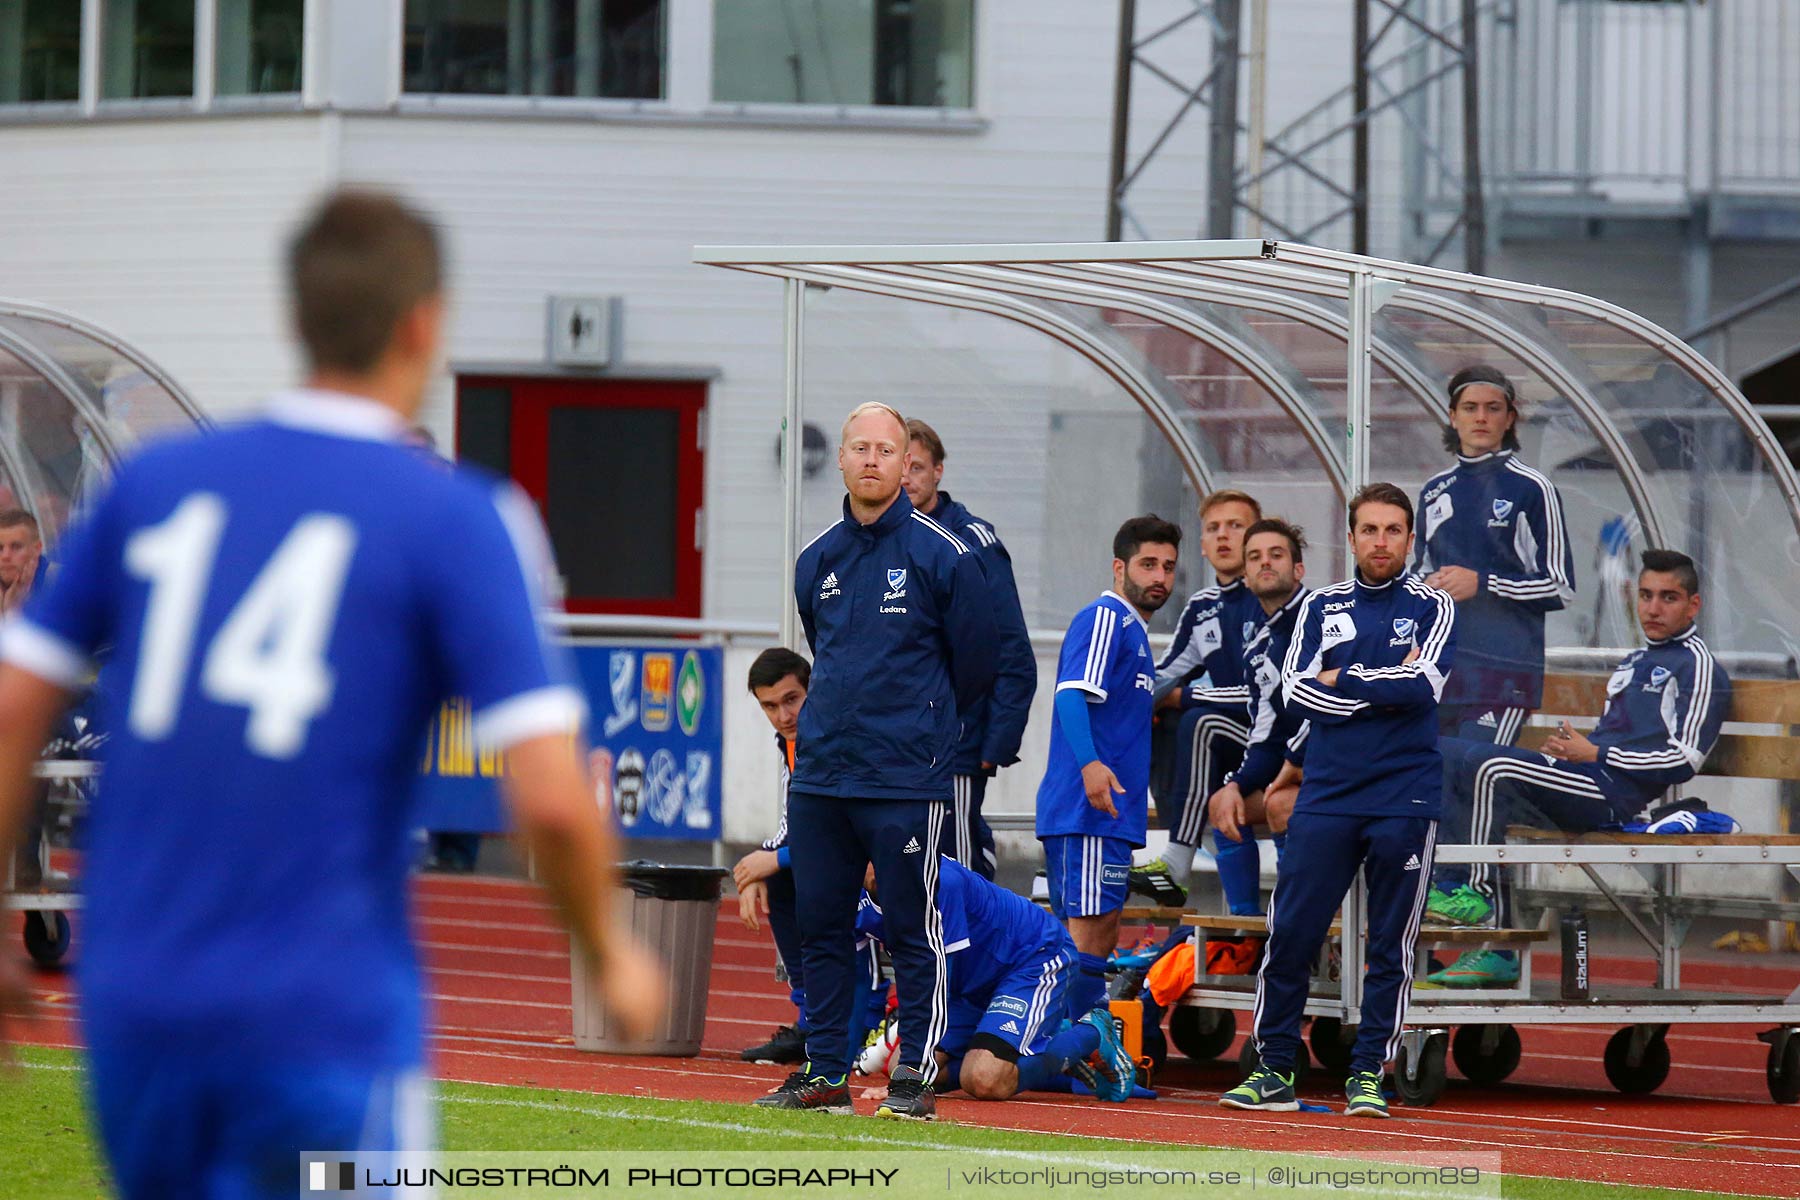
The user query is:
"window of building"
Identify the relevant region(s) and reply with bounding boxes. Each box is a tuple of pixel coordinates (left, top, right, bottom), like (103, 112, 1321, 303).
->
(456, 375, 706, 617)
(713, 0, 974, 108)
(403, 0, 665, 100)
(101, 0, 195, 100)
(0, 2, 81, 104)
(215, 0, 304, 96)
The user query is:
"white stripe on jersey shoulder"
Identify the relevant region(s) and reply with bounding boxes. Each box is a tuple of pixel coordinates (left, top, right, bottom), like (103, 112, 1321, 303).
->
(800, 520, 844, 555)
(1310, 578, 1359, 600)
(263, 388, 407, 443)
(1181, 585, 1224, 608)
(1099, 589, 1147, 630)
(492, 482, 565, 609)
(1403, 575, 1452, 603)
(912, 510, 970, 553)
(474, 684, 589, 752)
(0, 617, 92, 690)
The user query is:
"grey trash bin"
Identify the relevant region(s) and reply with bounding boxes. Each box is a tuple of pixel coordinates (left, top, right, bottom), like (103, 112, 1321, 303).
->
(571, 861, 727, 1056)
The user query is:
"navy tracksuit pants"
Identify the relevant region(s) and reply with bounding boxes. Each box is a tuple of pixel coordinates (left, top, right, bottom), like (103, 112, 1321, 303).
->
(1156, 702, 1247, 848)
(1252, 812, 1437, 1076)
(764, 868, 808, 1021)
(788, 791, 947, 1083)
(938, 772, 997, 881)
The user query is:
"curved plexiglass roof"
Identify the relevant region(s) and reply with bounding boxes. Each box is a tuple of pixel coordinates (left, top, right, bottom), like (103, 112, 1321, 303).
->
(697, 240, 1800, 665)
(0, 300, 207, 540)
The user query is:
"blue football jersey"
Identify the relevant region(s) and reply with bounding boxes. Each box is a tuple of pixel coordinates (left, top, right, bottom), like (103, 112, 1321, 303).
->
(1035, 591, 1155, 846)
(0, 390, 585, 1068)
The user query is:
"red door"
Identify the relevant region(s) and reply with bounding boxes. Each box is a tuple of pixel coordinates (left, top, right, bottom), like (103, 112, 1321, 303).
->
(456, 375, 706, 617)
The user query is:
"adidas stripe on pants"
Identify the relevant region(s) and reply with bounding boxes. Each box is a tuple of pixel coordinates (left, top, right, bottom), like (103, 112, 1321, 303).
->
(1252, 812, 1436, 1077)
(787, 791, 950, 1085)
(1435, 738, 1640, 925)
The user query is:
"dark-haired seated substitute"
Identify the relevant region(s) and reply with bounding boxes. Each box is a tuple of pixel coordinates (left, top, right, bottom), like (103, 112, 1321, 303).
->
(734, 647, 814, 1064)
(1204, 517, 1311, 910)
(1426, 549, 1730, 987)
(856, 857, 1136, 1108)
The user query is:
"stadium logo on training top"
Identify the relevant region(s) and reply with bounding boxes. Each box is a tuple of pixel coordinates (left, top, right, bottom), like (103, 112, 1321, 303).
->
(1492, 498, 1514, 520)
(640, 653, 675, 732)
(1648, 666, 1672, 691)
(1243, 620, 1257, 644)
(1392, 618, 1416, 640)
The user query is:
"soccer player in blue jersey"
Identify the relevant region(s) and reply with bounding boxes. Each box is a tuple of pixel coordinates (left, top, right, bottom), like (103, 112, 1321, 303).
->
(902, 419, 1036, 882)
(1425, 549, 1729, 986)
(1414, 366, 1573, 756)
(0, 190, 663, 1198)
(856, 858, 1136, 1109)
(1037, 515, 1178, 1023)
(1222, 483, 1454, 1119)
(1140, 490, 1264, 909)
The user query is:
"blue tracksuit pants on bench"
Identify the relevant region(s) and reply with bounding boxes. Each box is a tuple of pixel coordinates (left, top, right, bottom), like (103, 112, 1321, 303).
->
(1252, 812, 1437, 1077)
(788, 790, 947, 1084)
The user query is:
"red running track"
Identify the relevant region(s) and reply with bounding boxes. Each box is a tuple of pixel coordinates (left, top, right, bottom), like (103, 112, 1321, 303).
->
(14, 875, 1800, 1195)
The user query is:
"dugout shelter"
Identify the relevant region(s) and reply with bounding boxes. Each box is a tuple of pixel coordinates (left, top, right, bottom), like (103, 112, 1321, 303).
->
(0, 298, 208, 540)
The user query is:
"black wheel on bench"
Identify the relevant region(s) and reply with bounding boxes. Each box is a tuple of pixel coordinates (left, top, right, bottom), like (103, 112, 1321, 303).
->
(1237, 1029, 1310, 1089)
(23, 911, 70, 966)
(1169, 1005, 1235, 1061)
(1394, 1032, 1448, 1107)
(1603, 1026, 1671, 1095)
(1309, 1016, 1355, 1074)
(1451, 1024, 1522, 1086)
(1767, 1035, 1800, 1105)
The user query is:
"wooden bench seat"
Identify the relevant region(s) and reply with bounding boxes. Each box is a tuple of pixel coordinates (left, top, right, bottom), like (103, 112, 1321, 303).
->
(1180, 912, 1548, 945)
(1506, 824, 1800, 846)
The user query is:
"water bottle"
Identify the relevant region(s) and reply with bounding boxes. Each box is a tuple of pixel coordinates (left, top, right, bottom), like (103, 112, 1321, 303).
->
(1560, 907, 1590, 1001)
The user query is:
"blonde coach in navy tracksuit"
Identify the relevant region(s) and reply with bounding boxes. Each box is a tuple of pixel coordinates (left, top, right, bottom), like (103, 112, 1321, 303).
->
(1222, 482, 1456, 1119)
(755, 402, 998, 1121)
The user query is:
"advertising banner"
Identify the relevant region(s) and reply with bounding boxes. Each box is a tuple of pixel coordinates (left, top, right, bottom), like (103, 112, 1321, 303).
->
(414, 643, 723, 841)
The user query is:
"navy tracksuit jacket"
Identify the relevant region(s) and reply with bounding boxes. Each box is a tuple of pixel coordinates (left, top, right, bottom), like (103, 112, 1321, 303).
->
(920, 492, 1037, 879)
(1151, 579, 1262, 838)
(1415, 450, 1573, 729)
(1252, 571, 1456, 1077)
(1224, 586, 1309, 797)
(790, 491, 999, 1082)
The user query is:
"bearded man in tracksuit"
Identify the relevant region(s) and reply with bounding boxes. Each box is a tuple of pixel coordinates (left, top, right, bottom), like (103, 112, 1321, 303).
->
(756, 402, 998, 1121)
(902, 419, 1036, 881)
(1222, 482, 1455, 1119)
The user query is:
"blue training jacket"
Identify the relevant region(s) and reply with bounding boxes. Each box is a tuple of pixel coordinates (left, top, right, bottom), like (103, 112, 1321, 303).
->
(1283, 571, 1457, 819)
(1226, 585, 1309, 796)
(922, 492, 1037, 773)
(794, 491, 999, 801)
(1415, 450, 1573, 711)
(1591, 623, 1730, 798)
(1153, 578, 1261, 713)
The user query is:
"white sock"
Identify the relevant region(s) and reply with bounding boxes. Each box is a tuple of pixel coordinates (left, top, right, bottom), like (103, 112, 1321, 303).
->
(1163, 841, 1196, 885)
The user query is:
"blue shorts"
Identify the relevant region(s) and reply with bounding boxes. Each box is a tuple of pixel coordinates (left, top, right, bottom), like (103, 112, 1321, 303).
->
(943, 934, 1075, 1061)
(87, 1032, 431, 1200)
(1042, 834, 1131, 919)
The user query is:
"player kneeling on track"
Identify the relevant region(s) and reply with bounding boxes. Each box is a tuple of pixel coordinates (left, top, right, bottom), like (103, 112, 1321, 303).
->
(853, 858, 1138, 1116)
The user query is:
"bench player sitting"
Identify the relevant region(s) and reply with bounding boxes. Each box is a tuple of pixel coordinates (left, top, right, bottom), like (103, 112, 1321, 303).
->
(1426, 549, 1730, 987)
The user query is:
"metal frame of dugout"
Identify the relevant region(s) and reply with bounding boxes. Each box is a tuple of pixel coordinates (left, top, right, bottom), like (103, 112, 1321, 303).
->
(694, 238, 1800, 1106)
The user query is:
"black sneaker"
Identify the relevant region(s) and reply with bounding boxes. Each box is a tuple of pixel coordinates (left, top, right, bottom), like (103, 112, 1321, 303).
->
(752, 1068, 854, 1113)
(1127, 860, 1188, 907)
(740, 1024, 807, 1064)
(873, 1065, 937, 1121)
